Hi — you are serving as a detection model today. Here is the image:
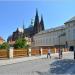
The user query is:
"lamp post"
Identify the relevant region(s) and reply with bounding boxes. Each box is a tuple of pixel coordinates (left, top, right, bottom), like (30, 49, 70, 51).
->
(58, 32, 66, 59)
(58, 35, 61, 59)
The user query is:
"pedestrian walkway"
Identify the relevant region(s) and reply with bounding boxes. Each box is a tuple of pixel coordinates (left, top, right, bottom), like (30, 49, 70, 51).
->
(0, 51, 74, 75)
(36, 51, 75, 75)
(0, 51, 71, 66)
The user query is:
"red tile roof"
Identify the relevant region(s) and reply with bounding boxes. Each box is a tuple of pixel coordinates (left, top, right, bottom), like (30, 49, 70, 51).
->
(0, 36, 4, 40)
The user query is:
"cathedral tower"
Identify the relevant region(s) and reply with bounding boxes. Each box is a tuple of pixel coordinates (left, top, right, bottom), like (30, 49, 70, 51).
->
(40, 15, 45, 30)
(33, 9, 39, 34)
(33, 9, 45, 35)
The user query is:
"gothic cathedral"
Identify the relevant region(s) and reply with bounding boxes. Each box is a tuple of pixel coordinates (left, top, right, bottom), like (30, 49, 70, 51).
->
(7, 9, 45, 42)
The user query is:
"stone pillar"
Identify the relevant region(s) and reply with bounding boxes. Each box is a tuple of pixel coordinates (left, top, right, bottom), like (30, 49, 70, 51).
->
(63, 48, 64, 52)
(55, 48, 56, 53)
(9, 47, 13, 59)
(40, 48, 43, 55)
(29, 48, 31, 56)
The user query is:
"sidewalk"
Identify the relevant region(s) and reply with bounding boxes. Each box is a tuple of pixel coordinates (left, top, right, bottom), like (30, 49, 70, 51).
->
(0, 55, 46, 66)
(0, 52, 70, 66)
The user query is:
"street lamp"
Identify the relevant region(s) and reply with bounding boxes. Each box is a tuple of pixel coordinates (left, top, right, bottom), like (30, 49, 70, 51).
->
(58, 32, 66, 59)
(58, 35, 61, 59)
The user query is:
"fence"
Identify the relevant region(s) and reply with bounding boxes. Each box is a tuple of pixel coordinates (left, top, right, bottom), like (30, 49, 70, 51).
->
(13, 49, 28, 58)
(42, 48, 56, 54)
(0, 49, 9, 58)
(0, 48, 68, 59)
(31, 49, 41, 56)
(42, 49, 48, 54)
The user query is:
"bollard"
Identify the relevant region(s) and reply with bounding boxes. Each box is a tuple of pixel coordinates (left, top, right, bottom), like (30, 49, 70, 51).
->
(9, 47, 13, 59)
(55, 48, 56, 53)
(29, 48, 31, 56)
(40, 48, 43, 55)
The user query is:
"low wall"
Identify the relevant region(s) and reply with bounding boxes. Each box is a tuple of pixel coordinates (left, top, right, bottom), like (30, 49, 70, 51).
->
(13, 49, 28, 57)
(42, 48, 56, 54)
(42, 49, 48, 54)
(31, 49, 41, 56)
(0, 49, 8, 58)
(51, 48, 56, 53)
(0, 48, 68, 59)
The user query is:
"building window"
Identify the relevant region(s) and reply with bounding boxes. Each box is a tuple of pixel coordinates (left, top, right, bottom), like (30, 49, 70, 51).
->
(68, 24, 70, 27)
(73, 29, 75, 39)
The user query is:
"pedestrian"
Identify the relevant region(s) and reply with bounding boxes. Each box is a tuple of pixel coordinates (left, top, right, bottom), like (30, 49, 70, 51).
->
(59, 49, 62, 59)
(60, 49, 62, 59)
(47, 48, 51, 58)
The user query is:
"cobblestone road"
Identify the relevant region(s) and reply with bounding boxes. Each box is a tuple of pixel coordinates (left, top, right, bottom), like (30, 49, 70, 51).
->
(0, 51, 74, 75)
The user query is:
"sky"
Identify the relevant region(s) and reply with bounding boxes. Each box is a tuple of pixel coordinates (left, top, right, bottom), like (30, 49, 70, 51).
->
(0, 0, 75, 41)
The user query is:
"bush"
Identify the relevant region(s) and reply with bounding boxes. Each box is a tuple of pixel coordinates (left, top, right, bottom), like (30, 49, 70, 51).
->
(14, 38, 29, 49)
(0, 42, 9, 49)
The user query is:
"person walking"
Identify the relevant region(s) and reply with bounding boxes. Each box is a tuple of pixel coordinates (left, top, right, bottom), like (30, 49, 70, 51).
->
(60, 49, 62, 58)
(47, 48, 51, 58)
(59, 49, 62, 59)
(74, 47, 75, 59)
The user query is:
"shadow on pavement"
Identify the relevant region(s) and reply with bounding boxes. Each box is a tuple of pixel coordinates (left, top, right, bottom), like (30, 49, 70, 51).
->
(36, 59, 75, 75)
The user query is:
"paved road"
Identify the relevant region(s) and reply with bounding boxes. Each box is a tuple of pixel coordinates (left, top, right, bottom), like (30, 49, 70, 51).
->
(0, 51, 75, 75)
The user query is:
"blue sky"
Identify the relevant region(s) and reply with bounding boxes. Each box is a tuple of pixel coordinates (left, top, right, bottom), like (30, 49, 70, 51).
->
(0, 0, 75, 41)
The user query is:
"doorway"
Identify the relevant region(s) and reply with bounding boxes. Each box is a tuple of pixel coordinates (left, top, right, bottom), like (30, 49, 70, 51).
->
(69, 46, 74, 51)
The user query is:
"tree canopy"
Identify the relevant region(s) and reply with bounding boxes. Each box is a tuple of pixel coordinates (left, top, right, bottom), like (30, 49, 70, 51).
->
(14, 38, 29, 49)
(0, 42, 9, 49)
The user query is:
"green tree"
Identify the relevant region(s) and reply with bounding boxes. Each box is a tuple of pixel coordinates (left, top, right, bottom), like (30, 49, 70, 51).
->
(14, 38, 28, 49)
(0, 42, 9, 49)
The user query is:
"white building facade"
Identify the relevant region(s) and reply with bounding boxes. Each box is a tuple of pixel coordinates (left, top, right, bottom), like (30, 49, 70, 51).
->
(65, 16, 75, 50)
(33, 16, 75, 50)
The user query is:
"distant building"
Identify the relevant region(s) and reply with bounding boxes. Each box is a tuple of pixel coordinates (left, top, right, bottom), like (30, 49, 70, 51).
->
(33, 25, 65, 48)
(7, 9, 45, 46)
(33, 16, 75, 50)
(0, 36, 4, 44)
(64, 16, 75, 51)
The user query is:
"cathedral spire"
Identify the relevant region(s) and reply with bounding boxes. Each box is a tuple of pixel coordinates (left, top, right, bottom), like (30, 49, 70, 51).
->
(34, 9, 39, 34)
(36, 9, 39, 18)
(16, 28, 19, 32)
(40, 15, 45, 30)
(31, 19, 34, 26)
(22, 20, 25, 38)
(23, 20, 25, 30)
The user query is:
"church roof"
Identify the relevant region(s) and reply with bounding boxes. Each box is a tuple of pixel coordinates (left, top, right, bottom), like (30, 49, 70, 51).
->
(0, 36, 4, 40)
(65, 16, 75, 23)
(24, 26, 33, 32)
(24, 26, 34, 37)
(35, 25, 65, 36)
